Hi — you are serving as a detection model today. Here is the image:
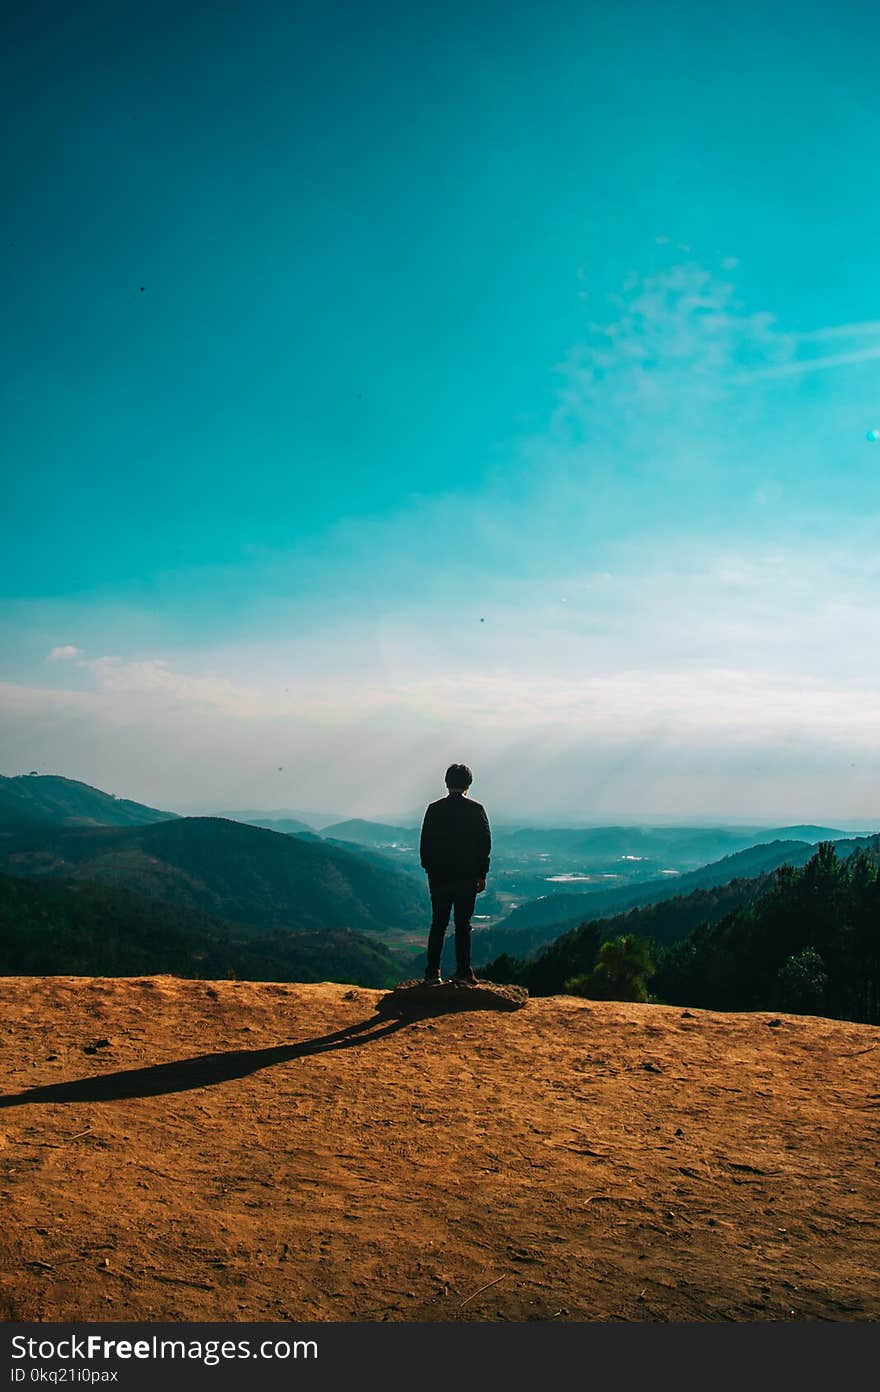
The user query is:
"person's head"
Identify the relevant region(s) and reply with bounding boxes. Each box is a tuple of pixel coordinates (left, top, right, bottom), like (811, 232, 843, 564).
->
(445, 763, 473, 794)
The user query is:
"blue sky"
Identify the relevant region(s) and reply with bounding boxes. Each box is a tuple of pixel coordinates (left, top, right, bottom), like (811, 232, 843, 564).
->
(3, 0, 880, 824)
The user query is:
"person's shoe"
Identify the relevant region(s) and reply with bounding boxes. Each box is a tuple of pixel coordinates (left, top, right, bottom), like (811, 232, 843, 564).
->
(423, 968, 443, 986)
(452, 967, 478, 985)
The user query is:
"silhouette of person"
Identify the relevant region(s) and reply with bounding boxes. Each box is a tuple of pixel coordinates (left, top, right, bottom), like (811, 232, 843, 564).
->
(420, 763, 491, 984)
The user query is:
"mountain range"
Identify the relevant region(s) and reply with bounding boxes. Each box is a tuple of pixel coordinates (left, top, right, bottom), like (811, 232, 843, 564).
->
(488, 835, 869, 940)
(2, 773, 876, 1004)
(491, 821, 847, 867)
(0, 816, 425, 937)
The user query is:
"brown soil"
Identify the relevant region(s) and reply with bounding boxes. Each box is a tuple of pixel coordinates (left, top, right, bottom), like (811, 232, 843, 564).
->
(1, 975, 878, 1323)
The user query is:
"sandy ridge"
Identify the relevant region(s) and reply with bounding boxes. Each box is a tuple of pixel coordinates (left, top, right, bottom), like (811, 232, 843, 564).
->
(1, 975, 878, 1322)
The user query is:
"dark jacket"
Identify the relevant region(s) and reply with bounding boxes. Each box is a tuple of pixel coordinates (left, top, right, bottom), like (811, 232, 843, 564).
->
(419, 792, 491, 882)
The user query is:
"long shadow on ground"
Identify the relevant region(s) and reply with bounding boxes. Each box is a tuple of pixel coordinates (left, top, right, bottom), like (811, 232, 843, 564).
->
(0, 1013, 413, 1109)
(0, 982, 526, 1111)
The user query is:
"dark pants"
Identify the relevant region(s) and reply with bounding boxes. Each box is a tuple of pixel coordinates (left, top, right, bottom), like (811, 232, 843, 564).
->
(426, 878, 478, 974)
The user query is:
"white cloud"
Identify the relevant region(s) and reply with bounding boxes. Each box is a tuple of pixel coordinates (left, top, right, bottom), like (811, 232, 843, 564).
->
(47, 645, 81, 661)
(794, 321, 880, 342)
(83, 655, 270, 716)
(6, 526, 880, 822)
(728, 316, 880, 382)
(735, 342, 880, 383)
(3, 652, 879, 823)
(549, 261, 796, 445)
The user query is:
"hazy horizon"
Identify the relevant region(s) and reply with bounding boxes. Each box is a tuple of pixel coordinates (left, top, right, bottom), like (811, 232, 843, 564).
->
(3, 1, 880, 829)
(131, 804, 880, 837)
(4, 768, 878, 838)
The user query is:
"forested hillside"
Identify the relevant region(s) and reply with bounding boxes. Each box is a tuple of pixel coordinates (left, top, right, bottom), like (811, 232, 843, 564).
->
(654, 841, 880, 1023)
(479, 872, 774, 981)
(0, 774, 177, 828)
(0, 816, 425, 936)
(0, 873, 404, 987)
(487, 842, 880, 1025)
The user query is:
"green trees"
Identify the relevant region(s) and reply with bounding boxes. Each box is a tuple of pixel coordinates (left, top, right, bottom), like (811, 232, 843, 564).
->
(654, 841, 880, 1024)
(776, 947, 828, 1014)
(565, 933, 655, 1002)
(0, 872, 405, 987)
(489, 839, 880, 1024)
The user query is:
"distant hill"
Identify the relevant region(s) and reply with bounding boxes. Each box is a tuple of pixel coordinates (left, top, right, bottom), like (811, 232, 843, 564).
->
(0, 872, 404, 987)
(0, 774, 178, 830)
(769, 825, 849, 841)
(320, 819, 418, 847)
(231, 816, 315, 836)
(211, 807, 343, 830)
(0, 816, 426, 937)
(320, 838, 423, 881)
(492, 823, 847, 866)
(491, 838, 843, 939)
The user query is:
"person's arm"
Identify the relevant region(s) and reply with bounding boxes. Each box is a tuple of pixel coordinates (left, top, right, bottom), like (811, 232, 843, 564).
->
(419, 805, 435, 873)
(475, 806, 491, 888)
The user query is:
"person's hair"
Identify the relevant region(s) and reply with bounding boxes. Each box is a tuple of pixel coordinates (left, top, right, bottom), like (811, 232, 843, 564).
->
(445, 763, 473, 790)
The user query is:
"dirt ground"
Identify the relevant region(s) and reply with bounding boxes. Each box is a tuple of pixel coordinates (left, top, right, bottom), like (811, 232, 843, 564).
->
(0, 975, 878, 1323)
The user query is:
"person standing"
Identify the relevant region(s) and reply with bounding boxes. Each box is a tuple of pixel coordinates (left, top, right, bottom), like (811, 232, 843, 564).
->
(420, 763, 491, 984)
